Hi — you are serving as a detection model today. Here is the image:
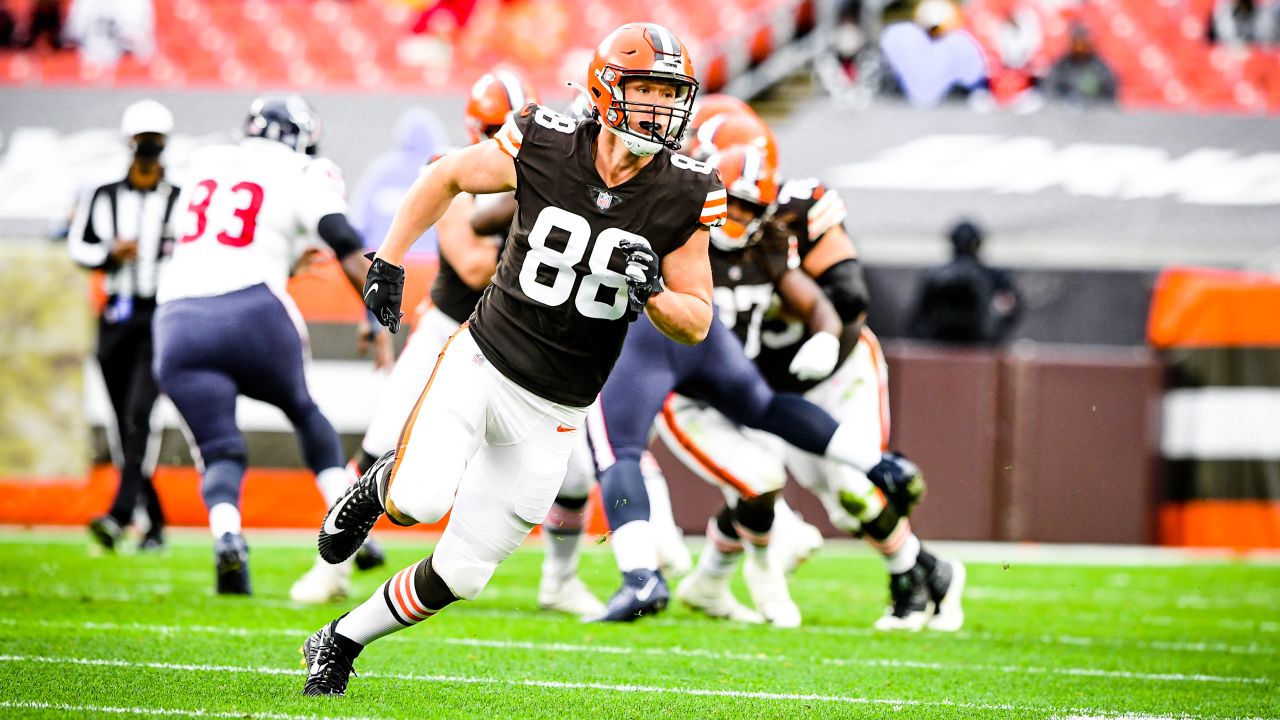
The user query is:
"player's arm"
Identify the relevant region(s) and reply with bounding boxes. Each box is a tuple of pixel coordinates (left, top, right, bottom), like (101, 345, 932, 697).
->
(804, 224, 870, 325)
(373, 141, 516, 267)
(470, 192, 517, 238)
(437, 193, 500, 291)
(645, 228, 714, 345)
(776, 268, 842, 337)
(316, 213, 372, 296)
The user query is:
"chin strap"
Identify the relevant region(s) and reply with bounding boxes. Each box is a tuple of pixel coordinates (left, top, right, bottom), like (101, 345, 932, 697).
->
(605, 124, 661, 157)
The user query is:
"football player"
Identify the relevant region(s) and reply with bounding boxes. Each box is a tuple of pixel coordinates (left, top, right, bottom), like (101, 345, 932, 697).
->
(584, 136, 923, 625)
(302, 23, 724, 696)
(670, 115, 965, 631)
(153, 95, 371, 597)
(342, 68, 607, 618)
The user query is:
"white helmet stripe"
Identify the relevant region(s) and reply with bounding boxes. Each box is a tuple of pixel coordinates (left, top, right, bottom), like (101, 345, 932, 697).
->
(495, 70, 526, 112)
(741, 144, 763, 187)
(647, 23, 678, 56)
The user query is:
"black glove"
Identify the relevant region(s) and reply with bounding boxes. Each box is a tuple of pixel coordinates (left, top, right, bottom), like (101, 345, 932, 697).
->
(866, 452, 926, 517)
(618, 238, 662, 318)
(363, 252, 405, 333)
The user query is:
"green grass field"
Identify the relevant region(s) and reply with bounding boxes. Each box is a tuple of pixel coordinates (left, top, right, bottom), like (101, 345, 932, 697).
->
(0, 529, 1276, 720)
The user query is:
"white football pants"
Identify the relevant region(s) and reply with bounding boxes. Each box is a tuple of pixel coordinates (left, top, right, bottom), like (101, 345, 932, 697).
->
(385, 326, 587, 599)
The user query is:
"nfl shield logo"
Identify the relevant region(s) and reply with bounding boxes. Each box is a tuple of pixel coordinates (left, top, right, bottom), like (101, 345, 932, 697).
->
(596, 191, 614, 210)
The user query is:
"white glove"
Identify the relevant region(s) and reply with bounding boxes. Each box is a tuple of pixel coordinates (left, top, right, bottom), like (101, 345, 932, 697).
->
(789, 331, 840, 381)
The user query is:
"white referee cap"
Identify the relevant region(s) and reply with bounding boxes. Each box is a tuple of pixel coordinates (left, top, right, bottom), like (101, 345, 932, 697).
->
(121, 99, 174, 137)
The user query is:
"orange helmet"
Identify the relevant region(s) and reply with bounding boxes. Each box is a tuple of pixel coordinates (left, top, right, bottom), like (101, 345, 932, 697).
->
(466, 67, 539, 145)
(688, 94, 753, 135)
(587, 23, 699, 157)
(686, 110, 780, 172)
(706, 144, 779, 251)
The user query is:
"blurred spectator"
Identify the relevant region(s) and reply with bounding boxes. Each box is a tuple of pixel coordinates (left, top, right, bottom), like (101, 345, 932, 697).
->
(879, 0, 989, 107)
(65, 0, 155, 66)
(989, 2, 1045, 109)
(907, 220, 1022, 345)
(68, 99, 180, 552)
(1208, 0, 1280, 46)
(349, 107, 449, 256)
(0, 2, 15, 48)
(19, 0, 64, 50)
(1043, 23, 1117, 108)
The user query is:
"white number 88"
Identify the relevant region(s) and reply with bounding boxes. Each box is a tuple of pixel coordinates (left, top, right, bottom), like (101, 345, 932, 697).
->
(519, 206, 646, 321)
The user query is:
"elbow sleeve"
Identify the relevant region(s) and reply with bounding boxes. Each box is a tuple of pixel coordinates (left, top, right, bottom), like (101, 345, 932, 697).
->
(317, 213, 365, 259)
(816, 258, 870, 323)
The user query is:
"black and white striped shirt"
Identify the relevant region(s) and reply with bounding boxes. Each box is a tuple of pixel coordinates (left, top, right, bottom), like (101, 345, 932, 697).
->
(68, 177, 182, 300)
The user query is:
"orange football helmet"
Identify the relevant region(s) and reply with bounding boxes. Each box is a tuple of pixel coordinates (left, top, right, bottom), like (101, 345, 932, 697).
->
(688, 94, 753, 135)
(706, 143, 779, 251)
(466, 67, 540, 145)
(587, 23, 699, 157)
(685, 110, 780, 172)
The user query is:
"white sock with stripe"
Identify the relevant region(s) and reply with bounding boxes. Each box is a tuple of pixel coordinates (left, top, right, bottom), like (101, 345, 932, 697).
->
(868, 520, 921, 575)
(542, 502, 586, 584)
(697, 518, 742, 579)
(335, 559, 436, 645)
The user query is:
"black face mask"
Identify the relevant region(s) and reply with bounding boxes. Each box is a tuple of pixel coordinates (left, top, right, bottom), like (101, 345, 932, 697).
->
(135, 139, 165, 159)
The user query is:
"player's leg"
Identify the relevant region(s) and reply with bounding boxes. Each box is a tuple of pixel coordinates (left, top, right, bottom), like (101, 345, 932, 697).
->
(231, 289, 362, 602)
(655, 396, 791, 625)
(121, 325, 164, 548)
(640, 451, 693, 576)
(87, 317, 136, 549)
(153, 303, 252, 594)
(586, 317, 687, 621)
(352, 307, 460, 475)
(304, 361, 584, 696)
(654, 396, 777, 623)
(317, 325, 488, 564)
(538, 433, 605, 617)
(790, 332, 963, 631)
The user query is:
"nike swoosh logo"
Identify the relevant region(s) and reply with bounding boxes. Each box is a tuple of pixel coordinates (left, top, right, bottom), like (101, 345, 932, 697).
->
(556, 423, 576, 433)
(365, 282, 379, 300)
(322, 492, 353, 535)
(635, 576, 659, 603)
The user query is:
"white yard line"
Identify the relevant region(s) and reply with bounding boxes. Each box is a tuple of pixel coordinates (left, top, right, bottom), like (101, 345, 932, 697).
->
(0, 653, 1268, 720)
(3, 618, 1271, 686)
(1, 585, 1274, 656)
(0, 700, 383, 720)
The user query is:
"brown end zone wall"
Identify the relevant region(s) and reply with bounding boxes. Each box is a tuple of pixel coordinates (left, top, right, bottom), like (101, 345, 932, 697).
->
(661, 343, 1164, 544)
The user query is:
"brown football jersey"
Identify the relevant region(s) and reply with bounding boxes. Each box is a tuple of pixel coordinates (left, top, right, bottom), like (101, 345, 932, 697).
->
(430, 195, 512, 324)
(754, 177, 861, 394)
(709, 231, 789, 360)
(468, 103, 726, 407)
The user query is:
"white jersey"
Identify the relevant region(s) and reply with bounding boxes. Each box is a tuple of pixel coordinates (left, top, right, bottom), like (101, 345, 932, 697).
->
(158, 138, 347, 303)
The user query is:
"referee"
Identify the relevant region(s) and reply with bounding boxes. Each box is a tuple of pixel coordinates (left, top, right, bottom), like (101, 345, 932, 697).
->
(69, 99, 181, 552)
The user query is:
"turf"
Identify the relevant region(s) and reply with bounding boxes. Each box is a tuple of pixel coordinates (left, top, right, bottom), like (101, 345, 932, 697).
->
(0, 530, 1275, 720)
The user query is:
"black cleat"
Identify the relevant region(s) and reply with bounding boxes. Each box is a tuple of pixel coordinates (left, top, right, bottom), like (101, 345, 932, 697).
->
(873, 564, 929, 631)
(590, 569, 669, 622)
(88, 515, 123, 551)
(924, 557, 966, 632)
(137, 531, 167, 553)
(317, 451, 392, 564)
(354, 537, 386, 572)
(301, 618, 359, 696)
(214, 532, 251, 595)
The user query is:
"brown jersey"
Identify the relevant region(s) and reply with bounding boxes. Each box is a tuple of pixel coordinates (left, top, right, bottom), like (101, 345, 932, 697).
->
(430, 195, 512, 324)
(469, 103, 726, 407)
(754, 177, 861, 394)
(709, 231, 789, 360)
